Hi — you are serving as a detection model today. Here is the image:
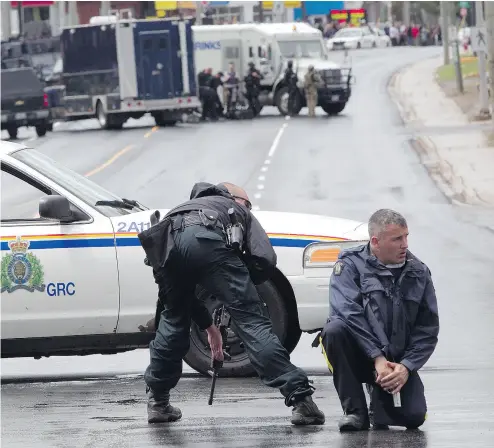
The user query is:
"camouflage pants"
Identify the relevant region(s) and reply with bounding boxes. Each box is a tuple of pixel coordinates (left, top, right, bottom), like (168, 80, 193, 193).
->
(306, 90, 318, 117)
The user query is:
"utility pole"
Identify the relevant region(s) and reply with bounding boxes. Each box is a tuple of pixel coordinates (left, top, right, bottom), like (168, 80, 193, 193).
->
(476, 1, 490, 118)
(17, 1, 23, 38)
(195, 2, 202, 25)
(258, 1, 264, 23)
(402, 1, 410, 25)
(441, 1, 450, 65)
(1, 1, 12, 40)
(485, 1, 494, 116)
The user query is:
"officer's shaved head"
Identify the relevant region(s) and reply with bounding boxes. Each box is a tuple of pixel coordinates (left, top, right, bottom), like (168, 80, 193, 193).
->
(220, 182, 249, 201)
(219, 182, 252, 210)
(368, 209, 407, 238)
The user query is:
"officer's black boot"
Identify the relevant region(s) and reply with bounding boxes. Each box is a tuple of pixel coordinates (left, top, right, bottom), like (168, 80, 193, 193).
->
(291, 395, 325, 425)
(147, 388, 182, 424)
(338, 412, 370, 432)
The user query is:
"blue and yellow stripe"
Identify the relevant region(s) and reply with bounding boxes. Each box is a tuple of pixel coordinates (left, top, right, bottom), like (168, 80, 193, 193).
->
(1, 232, 348, 251)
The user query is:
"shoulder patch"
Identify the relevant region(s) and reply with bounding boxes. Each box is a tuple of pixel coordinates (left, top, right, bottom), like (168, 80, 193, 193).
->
(333, 261, 343, 276)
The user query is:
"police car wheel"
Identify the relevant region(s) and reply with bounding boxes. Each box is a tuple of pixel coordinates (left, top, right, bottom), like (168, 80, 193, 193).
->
(184, 281, 289, 378)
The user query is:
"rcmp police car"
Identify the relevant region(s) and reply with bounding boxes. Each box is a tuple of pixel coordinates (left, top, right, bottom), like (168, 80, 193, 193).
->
(1, 140, 368, 377)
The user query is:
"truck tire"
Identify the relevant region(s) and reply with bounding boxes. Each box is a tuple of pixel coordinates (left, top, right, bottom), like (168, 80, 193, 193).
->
(96, 101, 124, 130)
(183, 280, 289, 378)
(321, 102, 347, 116)
(7, 126, 18, 139)
(153, 112, 178, 127)
(275, 86, 302, 116)
(35, 124, 47, 137)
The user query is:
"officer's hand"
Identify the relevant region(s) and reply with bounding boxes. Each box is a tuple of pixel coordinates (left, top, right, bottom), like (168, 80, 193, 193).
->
(374, 356, 394, 384)
(379, 361, 409, 394)
(206, 325, 224, 361)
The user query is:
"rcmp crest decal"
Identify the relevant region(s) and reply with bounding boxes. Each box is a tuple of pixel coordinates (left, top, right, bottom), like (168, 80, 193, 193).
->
(1, 237, 46, 293)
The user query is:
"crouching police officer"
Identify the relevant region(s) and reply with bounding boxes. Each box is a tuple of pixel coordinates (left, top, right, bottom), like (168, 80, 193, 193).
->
(317, 209, 439, 431)
(138, 182, 325, 426)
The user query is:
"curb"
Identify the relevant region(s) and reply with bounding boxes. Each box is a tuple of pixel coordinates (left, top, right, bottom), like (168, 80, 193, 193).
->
(388, 59, 489, 207)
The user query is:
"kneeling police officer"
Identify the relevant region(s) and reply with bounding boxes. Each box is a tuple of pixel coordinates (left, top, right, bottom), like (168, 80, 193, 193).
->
(318, 209, 439, 431)
(138, 182, 325, 426)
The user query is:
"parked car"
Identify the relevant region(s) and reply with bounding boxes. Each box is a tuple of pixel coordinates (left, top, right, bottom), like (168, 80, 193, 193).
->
(0, 140, 368, 377)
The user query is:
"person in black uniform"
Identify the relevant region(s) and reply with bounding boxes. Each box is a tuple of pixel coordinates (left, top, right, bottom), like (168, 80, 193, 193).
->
(244, 61, 263, 116)
(198, 68, 214, 120)
(138, 182, 325, 426)
(283, 60, 299, 116)
(209, 71, 224, 118)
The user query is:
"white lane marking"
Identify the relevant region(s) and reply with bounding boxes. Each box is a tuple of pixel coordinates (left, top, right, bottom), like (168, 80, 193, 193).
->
(267, 122, 287, 158)
(252, 122, 288, 211)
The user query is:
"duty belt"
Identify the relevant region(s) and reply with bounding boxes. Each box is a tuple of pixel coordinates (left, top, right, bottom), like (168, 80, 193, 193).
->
(171, 211, 225, 232)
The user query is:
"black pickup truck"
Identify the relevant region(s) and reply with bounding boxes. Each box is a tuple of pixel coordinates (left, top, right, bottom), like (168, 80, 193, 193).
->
(1, 67, 52, 139)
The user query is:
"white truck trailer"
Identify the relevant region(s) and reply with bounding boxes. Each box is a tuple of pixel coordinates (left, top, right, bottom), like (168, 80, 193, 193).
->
(192, 22, 353, 116)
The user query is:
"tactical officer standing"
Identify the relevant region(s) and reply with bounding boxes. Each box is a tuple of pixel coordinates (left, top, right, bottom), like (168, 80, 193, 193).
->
(138, 182, 325, 426)
(318, 209, 439, 432)
(283, 60, 299, 116)
(304, 66, 322, 118)
(198, 68, 215, 121)
(244, 62, 263, 116)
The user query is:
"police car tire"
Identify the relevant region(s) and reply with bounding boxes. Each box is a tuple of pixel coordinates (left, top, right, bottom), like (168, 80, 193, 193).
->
(183, 280, 289, 378)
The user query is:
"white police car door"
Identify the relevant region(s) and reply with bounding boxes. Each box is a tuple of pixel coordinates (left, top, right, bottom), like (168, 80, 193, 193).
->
(0, 163, 119, 341)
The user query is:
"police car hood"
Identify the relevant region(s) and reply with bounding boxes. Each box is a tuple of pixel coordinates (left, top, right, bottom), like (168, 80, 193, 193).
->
(113, 209, 367, 242)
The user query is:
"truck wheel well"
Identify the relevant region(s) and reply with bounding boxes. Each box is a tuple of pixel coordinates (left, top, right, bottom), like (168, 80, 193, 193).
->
(270, 268, 302, 353)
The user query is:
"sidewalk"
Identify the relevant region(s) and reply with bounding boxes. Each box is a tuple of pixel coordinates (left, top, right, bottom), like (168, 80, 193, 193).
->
(389, 56, 494, 207)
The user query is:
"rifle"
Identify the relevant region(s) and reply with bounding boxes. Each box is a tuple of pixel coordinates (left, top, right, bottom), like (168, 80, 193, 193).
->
(208, 305, 232, 405)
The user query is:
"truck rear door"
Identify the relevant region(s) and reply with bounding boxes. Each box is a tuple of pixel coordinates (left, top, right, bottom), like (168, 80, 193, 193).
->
(137, 31, 174, 100)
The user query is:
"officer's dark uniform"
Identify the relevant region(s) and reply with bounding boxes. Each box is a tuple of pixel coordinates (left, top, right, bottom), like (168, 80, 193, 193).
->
(198, 69, 214, 120)
(318, 243, 439, 430)
(138, 182, 325, 425)
(209, 72, 224, 118)
(283, 60, 299, 116)
(244, 62, 263, 116)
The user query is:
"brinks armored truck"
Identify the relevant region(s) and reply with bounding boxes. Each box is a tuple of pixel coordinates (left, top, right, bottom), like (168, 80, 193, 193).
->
(193, 22, 353, 116)
(54, 10, 200, 129)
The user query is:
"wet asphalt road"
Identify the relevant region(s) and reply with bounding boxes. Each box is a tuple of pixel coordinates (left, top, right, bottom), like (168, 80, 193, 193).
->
(2, 46, 494, 446)
(2, 370, 494, 447)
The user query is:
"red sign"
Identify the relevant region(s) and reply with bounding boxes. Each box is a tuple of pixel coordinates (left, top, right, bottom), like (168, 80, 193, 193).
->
(10, 1, 54, 6)
(330, 8, 366, 25)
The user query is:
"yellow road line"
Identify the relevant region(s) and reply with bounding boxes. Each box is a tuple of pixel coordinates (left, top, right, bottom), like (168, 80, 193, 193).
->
(85, 145, 133, 177)
(144, 126, 159, 138)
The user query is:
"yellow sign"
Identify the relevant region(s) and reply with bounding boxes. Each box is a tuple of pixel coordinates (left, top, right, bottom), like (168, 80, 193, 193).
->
(262, 1, 301, 9)
(154, 1, 177, 10)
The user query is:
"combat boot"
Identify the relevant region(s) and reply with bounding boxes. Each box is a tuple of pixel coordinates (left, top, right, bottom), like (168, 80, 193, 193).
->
(291, 395, 325, 426)
(338, 412, 370, 432)
(147, 389, 182, 424)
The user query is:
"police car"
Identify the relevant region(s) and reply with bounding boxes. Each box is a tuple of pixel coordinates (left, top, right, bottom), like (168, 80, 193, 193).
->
(1, 140, 368, 377)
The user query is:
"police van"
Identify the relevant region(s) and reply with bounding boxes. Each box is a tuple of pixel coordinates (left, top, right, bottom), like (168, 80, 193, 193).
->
(1, 140, 367, 377)
(192, 22, 353, 116)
